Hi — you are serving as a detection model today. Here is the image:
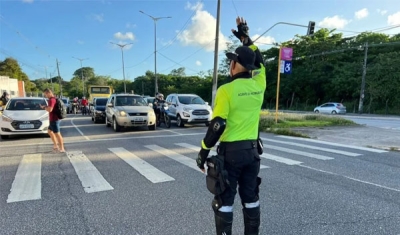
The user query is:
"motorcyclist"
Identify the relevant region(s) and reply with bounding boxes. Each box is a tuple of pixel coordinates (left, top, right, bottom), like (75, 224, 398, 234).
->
(81, 96, 89, 115)
(153, 93, 165, 120)
(71, 97, 79, 114)
(0, 91, 10, 110)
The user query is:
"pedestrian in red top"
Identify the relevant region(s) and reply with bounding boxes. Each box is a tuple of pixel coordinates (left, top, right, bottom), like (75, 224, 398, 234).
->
(41, 88, 65, 152)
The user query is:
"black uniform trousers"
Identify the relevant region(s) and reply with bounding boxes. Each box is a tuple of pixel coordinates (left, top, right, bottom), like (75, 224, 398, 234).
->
(217, 141, 261, 207)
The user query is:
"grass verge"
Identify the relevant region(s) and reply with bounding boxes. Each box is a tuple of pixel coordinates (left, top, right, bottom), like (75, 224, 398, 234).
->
(259, 111, 356, 137)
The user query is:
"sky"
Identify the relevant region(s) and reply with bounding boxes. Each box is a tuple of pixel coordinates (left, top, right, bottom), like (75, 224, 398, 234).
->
(0, 0, 399, 82)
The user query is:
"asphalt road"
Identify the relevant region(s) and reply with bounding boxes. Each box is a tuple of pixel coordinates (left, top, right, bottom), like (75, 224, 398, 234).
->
(1, 114, 400, 235)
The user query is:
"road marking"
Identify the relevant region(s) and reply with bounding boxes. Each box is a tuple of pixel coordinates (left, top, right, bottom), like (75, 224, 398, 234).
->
(66, 151, 114, 193)
(175, 143, 269, 169)
(145, 145, 204, 173)
(261, 138, 361, 157)
(260, 153, 303, 165)
(7, 154, 42, 203)
(158, 128, 183, 135)
(265, 145, 334, 160)
(71, 117, 90, 140)
(0, 132, 205, 148)
(109, 147, 175, 183)
(278, 136, 388, 153)
(300, 165, 400, 193)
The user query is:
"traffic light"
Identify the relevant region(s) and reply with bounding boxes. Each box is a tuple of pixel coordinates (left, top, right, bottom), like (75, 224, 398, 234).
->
(307, 21, 315, 36)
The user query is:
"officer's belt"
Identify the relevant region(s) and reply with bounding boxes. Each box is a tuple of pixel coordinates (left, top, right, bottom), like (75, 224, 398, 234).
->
(219, 140, 257, 153)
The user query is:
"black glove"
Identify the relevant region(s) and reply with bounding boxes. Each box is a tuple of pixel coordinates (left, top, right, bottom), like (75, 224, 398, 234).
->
(196, 148, 210, 171)
(232, 20, 249, 41)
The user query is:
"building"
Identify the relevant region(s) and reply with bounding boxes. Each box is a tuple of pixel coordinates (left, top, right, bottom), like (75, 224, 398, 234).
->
(0, 76, 25, 97)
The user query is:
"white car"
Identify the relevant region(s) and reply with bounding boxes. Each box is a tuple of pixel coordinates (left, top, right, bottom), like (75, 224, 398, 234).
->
(165, 93, 212, 127)
(105, 94, 157, 132)
(0, 97, 49, 139)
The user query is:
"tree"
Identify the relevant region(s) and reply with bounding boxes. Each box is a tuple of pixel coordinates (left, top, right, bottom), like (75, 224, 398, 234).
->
(0, 57, 36, 92)
(218, 35, 241, 75)
(73, 67, 95, 80)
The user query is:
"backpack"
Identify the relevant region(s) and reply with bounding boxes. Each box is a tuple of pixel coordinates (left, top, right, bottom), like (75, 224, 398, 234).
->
(52, 97, 67, 119)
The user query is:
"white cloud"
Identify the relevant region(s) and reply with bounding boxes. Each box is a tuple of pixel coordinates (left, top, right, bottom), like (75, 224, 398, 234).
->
(318, 15, 350, 29)
(388, 11, 400, 26)
(22, 0, 33, 3)
(114, 32, 135, 41)
(126, 23, 136, 29)
(77, 40, 84, 45)
(195, 60, 202, 66)
(377, 9, 388, 15)
(178, 2, 228, 51)
(355, 8, 369, 19)
(91, 13, 104, 22)
(251, 34, 275, 46)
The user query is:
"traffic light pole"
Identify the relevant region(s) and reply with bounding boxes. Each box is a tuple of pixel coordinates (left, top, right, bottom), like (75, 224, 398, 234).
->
(253, 22, 310, 43)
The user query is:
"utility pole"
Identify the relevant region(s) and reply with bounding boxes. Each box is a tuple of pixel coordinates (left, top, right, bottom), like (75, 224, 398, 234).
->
(139, 10, 172, 95)
(49, 72, 53, 91)
(110, 42, 132, 93)
(211, 0, 221, 109)
(358, 42, 368, 114)
(73, 57, 89, 97)
(56, 59, 62, 97)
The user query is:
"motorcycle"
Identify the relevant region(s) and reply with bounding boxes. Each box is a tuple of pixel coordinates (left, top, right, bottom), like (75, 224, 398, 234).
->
(156, 101, 171, 128)
(81, 105, 89, 115)
(71, 102, 78, 115)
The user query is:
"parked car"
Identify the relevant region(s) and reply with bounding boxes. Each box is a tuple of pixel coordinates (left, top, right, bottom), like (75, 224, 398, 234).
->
(91, 97, 108, 123)
(314, 102, 346, 114)
(165, 93, 212, 127)
(61, 97, 70, 114)
(105, 94, 156, 132)
(0, 97, 49, 139)
(144, 97, 155, 108)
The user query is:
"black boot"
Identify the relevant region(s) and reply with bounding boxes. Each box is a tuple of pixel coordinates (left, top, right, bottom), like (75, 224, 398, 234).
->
(214, 210, 233, 235)
(243, 207, 260, 235)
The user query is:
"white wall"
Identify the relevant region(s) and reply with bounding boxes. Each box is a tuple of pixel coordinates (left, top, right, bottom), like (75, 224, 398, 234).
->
(0, 76, 19, 97)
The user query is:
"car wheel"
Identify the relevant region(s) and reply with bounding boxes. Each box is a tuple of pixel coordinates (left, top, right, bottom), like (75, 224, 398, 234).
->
(314, 110, 319, 113)
(113, 117, 121, 132)
(331, 110, 337, 114)
(176, 115, 184, 127)
(148, 123, 156, 130)
(0, 135, 9, 139)
(92, 116, 94, 122)
(106, 116, 111, 127)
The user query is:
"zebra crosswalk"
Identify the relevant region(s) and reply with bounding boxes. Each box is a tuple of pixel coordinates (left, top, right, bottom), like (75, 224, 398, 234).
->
(2, 136, 387, 204)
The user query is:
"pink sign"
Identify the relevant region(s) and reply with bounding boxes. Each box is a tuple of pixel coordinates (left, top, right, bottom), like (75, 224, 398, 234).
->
(280, 47, 293, 61)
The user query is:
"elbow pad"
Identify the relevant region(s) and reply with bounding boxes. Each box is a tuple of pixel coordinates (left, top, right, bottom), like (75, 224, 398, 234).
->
(201, 117, 226, 150)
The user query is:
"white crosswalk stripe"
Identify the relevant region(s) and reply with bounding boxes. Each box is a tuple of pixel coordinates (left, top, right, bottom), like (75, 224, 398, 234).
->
(67, 151, 114, 193)
(109, 147, 175, 183)
(175, 143, 270, 169)
(2, 138, 385, 203)
(278, 135, 388, 153)
(7, 154, 42, 203)
(261, 138, 361, 157)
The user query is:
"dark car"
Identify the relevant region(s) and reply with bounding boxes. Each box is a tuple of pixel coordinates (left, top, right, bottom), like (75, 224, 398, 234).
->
(91, 97, 108, 123)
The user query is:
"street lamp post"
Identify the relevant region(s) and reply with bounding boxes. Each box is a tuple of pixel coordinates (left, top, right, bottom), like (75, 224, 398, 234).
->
(139, 10, 171, 95)
(72, 57, 89, 97)
(110, 42, 133, 93)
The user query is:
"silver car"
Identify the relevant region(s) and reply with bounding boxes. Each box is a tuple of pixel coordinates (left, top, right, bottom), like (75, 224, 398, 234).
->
(314, 102, 346, 114)
(105, 94, 156, 132)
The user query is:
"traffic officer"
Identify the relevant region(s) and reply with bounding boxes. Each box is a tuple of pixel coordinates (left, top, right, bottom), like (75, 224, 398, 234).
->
(196, 17, 266, 235)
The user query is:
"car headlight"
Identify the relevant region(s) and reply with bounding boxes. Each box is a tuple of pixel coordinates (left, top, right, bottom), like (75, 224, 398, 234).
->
(40, 114, 49, 121)
(183, 107, 192, 112)
(2, 115, 12, 122)
(95, 110, 103, 114)
(119, 111, 127, 116)
(148, 111, 155, 116)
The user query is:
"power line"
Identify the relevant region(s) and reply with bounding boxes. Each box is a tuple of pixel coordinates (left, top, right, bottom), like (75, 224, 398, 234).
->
(231, 0, 239, 16)
(0, 48, 45, 75)
(157, 0, 204, 52)
(106, 52, 154, 75)
(157, 51, 199, 74)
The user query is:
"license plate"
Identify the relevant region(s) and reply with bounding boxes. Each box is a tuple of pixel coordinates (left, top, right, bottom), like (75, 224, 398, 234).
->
(134, 117, 143, 121)
(197, 116, 207, 119)
(19, 124, 34, 129)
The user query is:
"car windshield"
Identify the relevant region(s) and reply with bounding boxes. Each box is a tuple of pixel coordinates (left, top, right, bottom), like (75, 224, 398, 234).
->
(96, 98, 108, 106)
(178, 96, 205, 105)
(62, 99, 68, 104)
(6, 99, 47, 111)
(115, 96, 147, 106)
